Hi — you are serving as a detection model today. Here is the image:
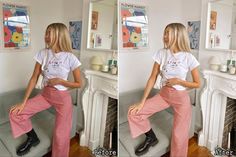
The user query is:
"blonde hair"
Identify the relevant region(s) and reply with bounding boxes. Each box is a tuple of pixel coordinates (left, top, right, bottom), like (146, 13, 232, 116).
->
(163, 23, 190, 52)
(45, 23, 72, 52)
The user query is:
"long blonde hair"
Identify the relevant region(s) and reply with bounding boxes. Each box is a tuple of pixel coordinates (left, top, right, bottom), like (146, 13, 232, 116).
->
(163, 23, 190, 52)
(45, 23, 72, 52)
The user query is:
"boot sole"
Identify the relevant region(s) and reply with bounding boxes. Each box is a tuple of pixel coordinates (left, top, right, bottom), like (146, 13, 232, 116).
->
(135, 140, 159, 156)
(17, 139, 40, 156)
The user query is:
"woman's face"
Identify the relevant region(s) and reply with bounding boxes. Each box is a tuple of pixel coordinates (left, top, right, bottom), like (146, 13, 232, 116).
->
(163, 28, 169, 44)
(44, 29, 51, 44)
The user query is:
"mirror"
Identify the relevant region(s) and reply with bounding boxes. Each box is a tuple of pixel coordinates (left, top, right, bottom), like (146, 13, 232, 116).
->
(206, 0, 236, 50)
(87, 0, 117, 51)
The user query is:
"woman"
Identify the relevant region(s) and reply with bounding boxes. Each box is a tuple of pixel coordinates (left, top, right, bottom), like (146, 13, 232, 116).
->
(9, 23, 82, 157)
(128, 23, 200, 157)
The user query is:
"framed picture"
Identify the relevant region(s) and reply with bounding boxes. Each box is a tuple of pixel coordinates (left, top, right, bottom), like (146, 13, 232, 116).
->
(91, 11, 98, 30)
(69, 21, 82, 50)
(94, 33, 102, 48)
(120, 3, 148, 49)
(187, 21, 201, 50)
(210, 11, 217, 30)
(2, 3, 30, 48)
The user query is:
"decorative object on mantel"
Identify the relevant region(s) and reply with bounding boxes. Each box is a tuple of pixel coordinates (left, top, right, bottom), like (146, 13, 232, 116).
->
(108, 51, 117, 75)
(90, 56, 103, 71)
(101, 64, 109, 73)
(2, 3, 30, 49)
(110, 65, 117, 75)
(220, 64, 228, 72)
(227, 50, 236, 74)
(208, 56, 221, 71)
(229, 66, 236, 74)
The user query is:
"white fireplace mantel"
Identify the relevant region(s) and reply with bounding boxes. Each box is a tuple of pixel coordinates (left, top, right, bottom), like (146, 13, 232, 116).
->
(198, 69, 236, 151)
(79, 70, 118, 150)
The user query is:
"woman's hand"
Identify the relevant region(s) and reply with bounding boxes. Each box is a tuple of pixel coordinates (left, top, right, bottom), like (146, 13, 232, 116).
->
(48, 78, 64, 86)
(166, 78, 182, 86)
(128, 102, 144, 115)
(10, 103, 25, 115)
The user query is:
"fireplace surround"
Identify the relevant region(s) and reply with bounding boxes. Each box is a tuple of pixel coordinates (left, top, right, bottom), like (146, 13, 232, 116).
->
(79, 70, 118, 150)
(199, 70, 236, 152)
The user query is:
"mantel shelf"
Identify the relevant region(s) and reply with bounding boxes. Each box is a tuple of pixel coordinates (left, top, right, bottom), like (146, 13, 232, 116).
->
(84, 69, 118, 81)
(202, 69, 236, 81)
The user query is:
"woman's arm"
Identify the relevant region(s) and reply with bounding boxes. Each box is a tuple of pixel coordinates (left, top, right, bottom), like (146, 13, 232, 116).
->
(129, 63, 160, 114)
(23, 62, 42, 102)
(140, 63, 160, 103)
(10, 62, 41, 114)
(166, 67, 200, 88)
(48, 67, 82, 88)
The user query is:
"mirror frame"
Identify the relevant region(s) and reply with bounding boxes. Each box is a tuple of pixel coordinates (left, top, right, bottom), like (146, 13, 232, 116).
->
(205, 0, 236, 52)
(86, 0, 117, 52)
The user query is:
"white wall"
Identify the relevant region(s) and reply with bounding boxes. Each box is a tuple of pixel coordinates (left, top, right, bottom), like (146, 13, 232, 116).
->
(119, 0, 201, 93)
(0, 0, 65, 93)
(62, 0, 83, 60)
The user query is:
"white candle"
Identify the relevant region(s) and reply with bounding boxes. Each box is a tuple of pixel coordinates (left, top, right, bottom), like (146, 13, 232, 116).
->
(228, 132, 231, 149)
(109, 132, 112, 149)
(220, 64, 227, 72)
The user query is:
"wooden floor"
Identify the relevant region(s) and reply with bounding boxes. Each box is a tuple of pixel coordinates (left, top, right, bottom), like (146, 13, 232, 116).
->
(43, 134, 212, 157)
(43, 134, 93, 157)
(161, 135, 213, 157)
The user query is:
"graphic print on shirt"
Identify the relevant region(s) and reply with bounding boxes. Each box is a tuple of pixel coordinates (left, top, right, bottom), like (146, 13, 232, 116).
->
(163, 56, 181, 73)
(49, 59, 63, 69)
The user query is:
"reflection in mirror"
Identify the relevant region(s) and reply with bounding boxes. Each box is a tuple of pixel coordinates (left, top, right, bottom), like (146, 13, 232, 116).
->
(87, 0, 117, 51)
(206, 0, 236, 50)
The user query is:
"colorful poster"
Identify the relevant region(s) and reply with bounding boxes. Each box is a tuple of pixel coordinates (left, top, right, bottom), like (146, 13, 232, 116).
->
(3, 3, 30, 48)
(187, 21, 201, 50)
(69, 21, 82, 50)
(121, 3, 148, 49)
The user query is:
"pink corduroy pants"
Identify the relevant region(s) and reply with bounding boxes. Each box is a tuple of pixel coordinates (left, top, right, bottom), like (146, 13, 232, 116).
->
(9, 86, 72, 157)
(128, 86, 192, 157)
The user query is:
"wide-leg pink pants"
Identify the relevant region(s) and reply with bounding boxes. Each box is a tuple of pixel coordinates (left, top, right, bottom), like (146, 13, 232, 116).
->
(128, 86, 192, 157)
(9, 86, 72, 157)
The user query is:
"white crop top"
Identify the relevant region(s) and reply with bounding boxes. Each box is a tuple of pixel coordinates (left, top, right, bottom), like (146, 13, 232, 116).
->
(153, 49, 199, 90)
(34, 49, 81, 91)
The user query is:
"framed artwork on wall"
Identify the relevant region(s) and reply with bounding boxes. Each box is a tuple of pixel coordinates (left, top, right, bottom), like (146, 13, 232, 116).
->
(91, 11, 98, 30)
(94, 33, 102, 48)
(120, 3, 148, 49)
(210, 11, 217, 30)
(2, 3, 30, 49)
(69, 21, 82, 50)
(187, 21, 201, 50)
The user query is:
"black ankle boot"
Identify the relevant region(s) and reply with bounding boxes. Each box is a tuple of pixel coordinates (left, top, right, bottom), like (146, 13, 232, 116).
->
(135, 129, 158, 156)
(16, 129, 40, 156)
